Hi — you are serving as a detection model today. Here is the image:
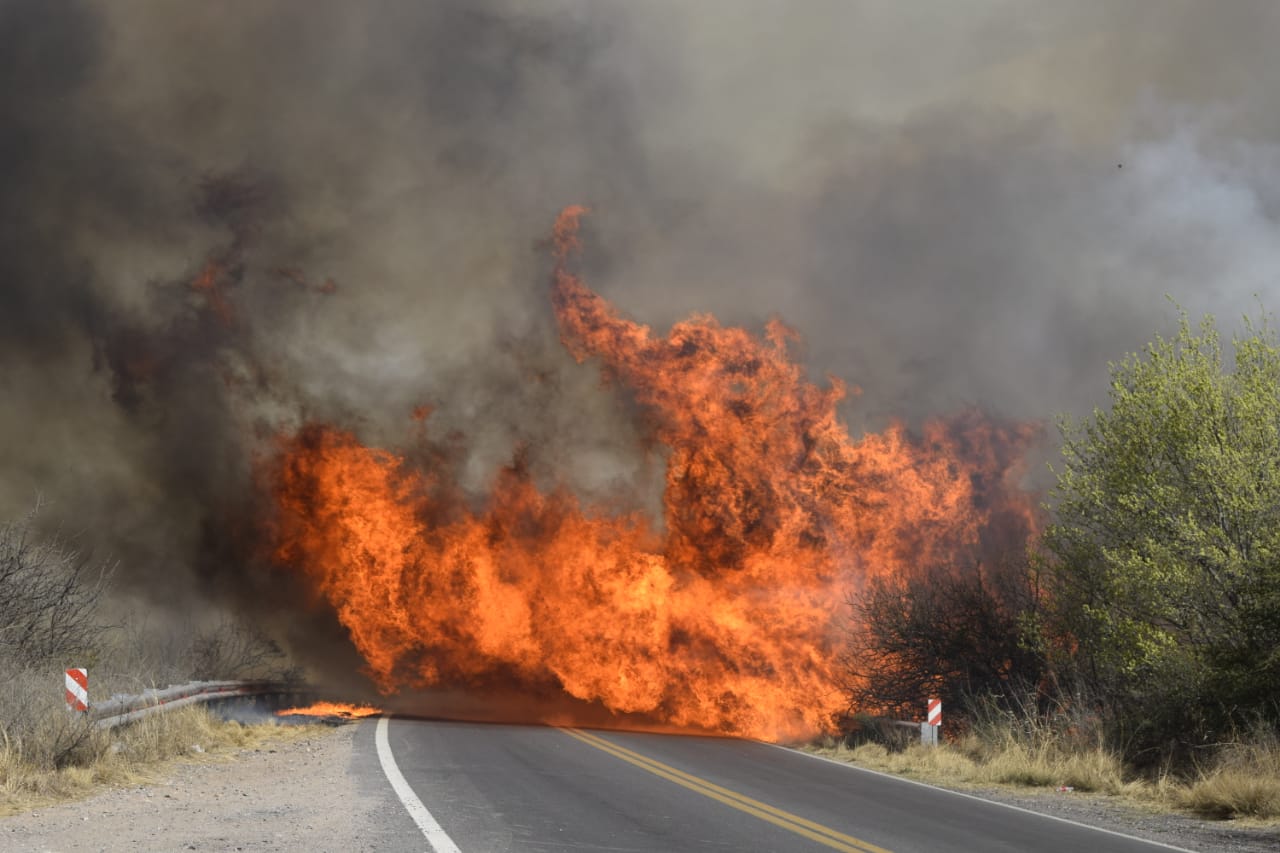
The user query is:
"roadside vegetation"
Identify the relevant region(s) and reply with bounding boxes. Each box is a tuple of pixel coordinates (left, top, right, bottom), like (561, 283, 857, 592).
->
(816, 706, 1280, 820)
(0, 702, 317, 816)
(0, 506, 306, 813)
(840, 308, 1280, 822)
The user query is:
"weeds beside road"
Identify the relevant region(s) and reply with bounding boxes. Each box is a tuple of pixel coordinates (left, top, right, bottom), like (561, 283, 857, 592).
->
(0, 703, 318, 815)
(807, 725, 1280, 824)
(0, 504, 306, 816)
(0, 719, 380, 853)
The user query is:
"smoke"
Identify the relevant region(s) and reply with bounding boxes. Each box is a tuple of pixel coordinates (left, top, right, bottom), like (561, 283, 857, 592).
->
(3, 0, 1279, 673)
(585, 0, 1280, 428)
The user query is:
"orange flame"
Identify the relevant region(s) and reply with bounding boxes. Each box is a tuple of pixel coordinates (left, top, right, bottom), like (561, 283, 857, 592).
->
(262, 208, 1038, 742)
(276, 701, 382, 719)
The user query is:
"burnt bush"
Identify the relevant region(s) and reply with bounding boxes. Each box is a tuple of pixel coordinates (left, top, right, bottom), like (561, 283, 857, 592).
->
(841, 558, 1046, 728)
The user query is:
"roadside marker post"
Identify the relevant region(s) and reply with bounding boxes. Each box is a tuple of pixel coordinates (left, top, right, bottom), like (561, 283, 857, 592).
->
(921, 698, 941, 746)
(65, 667, 88, 713)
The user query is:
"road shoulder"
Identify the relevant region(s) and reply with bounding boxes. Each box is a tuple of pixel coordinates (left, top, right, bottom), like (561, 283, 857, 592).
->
(788, 747, 1280, 853)
(1, 721, 413, 852)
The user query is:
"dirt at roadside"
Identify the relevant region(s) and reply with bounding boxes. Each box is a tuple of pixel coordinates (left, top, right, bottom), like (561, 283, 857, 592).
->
(797, 748, 1280, 853)
(0, 723, 402, 852)
(959, 783, 1280, 853)
(844, 766, 1280, 853)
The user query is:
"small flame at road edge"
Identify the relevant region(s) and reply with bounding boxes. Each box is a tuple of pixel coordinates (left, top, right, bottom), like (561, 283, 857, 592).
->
(276, 701, 383, 719)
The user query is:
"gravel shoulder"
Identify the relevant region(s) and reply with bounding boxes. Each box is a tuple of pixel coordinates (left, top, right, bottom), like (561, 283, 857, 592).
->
(950, 782, 1280, 853)
(0, 721, 414, 852)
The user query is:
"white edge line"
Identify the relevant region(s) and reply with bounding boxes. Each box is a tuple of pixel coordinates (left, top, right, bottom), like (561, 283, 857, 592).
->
(375, 715, 463, 853)
(767, 743, 1199, 853)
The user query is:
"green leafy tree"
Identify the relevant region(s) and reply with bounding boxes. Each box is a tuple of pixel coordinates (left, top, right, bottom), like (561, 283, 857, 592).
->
(1045, 311, 1280, 753)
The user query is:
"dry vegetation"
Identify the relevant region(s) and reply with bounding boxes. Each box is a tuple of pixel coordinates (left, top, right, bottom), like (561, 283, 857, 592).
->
(0, 700, 318, 816)
(0, 506, 309, 815)
(1174, 727, 1280, 820)
(808, 718, 1280, 822)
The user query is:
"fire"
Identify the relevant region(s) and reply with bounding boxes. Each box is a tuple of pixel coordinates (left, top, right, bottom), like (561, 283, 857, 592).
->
(276, 701, 382, 719)
(262, 208, 1037, 742)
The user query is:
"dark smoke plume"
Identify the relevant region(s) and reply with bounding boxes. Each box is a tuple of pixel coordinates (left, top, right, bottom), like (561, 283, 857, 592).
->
(3, 0, 1279, 678)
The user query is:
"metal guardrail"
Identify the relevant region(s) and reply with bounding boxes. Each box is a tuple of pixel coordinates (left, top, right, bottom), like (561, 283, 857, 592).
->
(90, 680, 299, 730)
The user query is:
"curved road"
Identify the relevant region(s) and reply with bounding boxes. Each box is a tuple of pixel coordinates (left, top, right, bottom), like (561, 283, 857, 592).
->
(362, 717, 1191, 853)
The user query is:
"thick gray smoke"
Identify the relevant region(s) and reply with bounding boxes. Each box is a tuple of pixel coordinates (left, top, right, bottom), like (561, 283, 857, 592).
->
(3, 1, 1279, 665)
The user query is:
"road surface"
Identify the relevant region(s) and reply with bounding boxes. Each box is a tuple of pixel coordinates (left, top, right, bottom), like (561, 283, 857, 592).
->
(370, 716, 1192, 853)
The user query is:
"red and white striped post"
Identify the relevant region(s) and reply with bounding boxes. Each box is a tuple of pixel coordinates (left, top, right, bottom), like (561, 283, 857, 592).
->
(921, 698, 941, 746)
(65, 668, 88, 713)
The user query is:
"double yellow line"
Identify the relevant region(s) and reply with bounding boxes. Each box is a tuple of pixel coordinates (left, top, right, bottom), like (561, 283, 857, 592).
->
(562, 728, 891, 853)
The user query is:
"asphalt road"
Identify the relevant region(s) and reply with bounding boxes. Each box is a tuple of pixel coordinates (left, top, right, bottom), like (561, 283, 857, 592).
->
(368, 717, 1190, 853)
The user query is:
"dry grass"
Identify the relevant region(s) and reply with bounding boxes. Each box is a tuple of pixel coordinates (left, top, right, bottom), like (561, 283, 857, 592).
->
(0, 508, 318, 816)
(807, 723, 1280, 822)
(953, 726, 1128, 795)
(1174, 728, 1280, 820)
(0, 703, 321, 816)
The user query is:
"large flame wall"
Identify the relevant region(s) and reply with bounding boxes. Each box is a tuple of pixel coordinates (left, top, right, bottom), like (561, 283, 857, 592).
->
(264, 209, 1037, 741)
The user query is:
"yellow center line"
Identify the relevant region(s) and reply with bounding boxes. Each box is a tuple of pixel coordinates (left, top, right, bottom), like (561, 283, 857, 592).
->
(561, 728, 892, 853)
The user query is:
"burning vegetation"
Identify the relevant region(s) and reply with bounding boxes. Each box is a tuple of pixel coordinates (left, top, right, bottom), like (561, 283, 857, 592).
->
(276, 702, 382, 720)
(261, 209, 1039, 741)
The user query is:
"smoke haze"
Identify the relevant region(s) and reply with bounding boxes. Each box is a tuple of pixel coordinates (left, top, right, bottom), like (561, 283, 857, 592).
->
(3, 0, 1279, 671)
